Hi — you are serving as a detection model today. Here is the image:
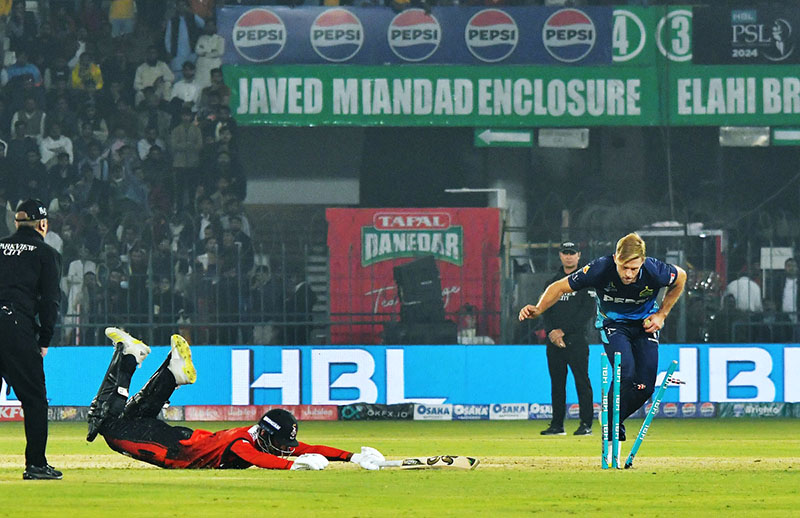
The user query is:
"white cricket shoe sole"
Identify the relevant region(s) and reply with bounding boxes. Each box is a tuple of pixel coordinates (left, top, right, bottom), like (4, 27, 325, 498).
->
(105, 327, 150, 365)
(169, 334, 197, 386)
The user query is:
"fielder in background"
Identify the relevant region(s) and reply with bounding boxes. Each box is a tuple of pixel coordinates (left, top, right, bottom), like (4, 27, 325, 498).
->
(87, 328, 385, 471)
(539, 241, 595, 437)
(519, 233, 686, 440)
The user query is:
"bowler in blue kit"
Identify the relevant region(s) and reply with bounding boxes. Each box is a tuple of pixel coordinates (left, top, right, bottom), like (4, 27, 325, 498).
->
(519, 233, 686, 438)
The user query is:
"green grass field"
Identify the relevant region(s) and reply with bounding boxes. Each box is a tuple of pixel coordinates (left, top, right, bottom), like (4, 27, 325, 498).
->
(1, 419, 798, 517)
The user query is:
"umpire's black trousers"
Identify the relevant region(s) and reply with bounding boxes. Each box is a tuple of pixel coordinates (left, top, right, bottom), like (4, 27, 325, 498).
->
(0, 306, 49, 467)
(546, 338, 594, 428)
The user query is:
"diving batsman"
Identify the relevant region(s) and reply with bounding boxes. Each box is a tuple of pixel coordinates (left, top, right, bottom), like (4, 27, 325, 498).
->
(87, 328, 384, 470)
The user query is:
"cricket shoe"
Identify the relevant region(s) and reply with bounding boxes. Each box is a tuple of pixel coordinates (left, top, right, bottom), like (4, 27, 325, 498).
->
(105, 327, 150, 365)
(573, 423, 593, 436)
(168, 334, 196, 386)
(23, 465, 63, 480)
(540, 425, 566, 436)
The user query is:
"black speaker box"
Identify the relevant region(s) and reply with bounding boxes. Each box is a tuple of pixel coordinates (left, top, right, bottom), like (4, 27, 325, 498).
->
(393, 256, 445, 322)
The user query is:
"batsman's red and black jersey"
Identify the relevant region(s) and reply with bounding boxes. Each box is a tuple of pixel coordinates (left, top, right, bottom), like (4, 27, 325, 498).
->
(115, 425, 353, 469)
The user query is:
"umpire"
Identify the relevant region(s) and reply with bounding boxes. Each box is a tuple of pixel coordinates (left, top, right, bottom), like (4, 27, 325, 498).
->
(0, 199, 63, 480)
(540, 242, 595, 436)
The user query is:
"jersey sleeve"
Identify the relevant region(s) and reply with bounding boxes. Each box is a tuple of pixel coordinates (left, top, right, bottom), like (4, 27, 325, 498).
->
(647, 258, 679, 288)
(293, 442, 352, 461)
(567, 257, 605, 292)
(229, 440, 293, 470)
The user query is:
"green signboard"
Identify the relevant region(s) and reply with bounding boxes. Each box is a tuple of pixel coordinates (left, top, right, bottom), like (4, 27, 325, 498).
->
(226, 65, 660, 127)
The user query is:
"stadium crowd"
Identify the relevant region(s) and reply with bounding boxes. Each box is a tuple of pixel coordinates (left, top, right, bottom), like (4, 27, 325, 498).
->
(0, 0, 318, 346)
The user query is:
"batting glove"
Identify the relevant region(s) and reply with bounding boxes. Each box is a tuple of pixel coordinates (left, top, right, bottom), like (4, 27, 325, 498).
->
(290, 453, 329, 471)
(350, 446, 386, 470)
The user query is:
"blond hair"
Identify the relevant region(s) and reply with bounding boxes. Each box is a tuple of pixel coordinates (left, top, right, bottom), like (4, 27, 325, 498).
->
(615, 233, 646, 263)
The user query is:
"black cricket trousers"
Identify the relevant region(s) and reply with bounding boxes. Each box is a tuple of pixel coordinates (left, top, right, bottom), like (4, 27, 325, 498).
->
(0, 306, 49, 467)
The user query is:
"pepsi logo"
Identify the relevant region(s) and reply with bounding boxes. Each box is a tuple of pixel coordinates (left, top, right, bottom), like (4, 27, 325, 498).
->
(465, 9, 518, 63)
(681, 402, 696, 417)
(662, 402, 678, 417)
(542, 8, 596, 63)
(388, 9, 441, 62)
(310, 8, 364, 63)
(232, 8, 286, 63)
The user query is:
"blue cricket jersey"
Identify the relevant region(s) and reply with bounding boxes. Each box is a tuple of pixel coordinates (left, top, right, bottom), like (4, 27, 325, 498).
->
(567, 255, 678, 326)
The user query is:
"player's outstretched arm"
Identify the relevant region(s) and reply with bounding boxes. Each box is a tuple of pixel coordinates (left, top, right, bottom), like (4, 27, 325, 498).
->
(518, 277, 574, 321)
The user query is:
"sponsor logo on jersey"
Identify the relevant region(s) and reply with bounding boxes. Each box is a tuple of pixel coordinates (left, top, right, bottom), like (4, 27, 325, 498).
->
(464, 9, 518, 63)
(310, 8, 364, 62)
(542, 8, 596, 63)
(605, 282, 617, 292)
(639, 286, 654, 297)
(388, 9, 441, 62)
(602, 294, 648, 304)
(669, 272, 676, 284)
(0, 243, 37, 255)
(232, 8, 287, 62)
(582, 264, 590, 274)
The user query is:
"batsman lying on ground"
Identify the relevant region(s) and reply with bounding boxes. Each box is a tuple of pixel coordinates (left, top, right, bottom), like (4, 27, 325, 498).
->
(86, 328, 385, 471)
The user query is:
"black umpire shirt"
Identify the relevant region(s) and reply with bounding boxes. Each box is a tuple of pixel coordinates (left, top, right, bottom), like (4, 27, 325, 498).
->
(542, 267, 595, 346)
(0, 227, 62, 348)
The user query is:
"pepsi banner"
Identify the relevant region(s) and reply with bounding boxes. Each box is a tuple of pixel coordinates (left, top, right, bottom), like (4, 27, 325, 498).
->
(226, 65, 659, 127)
(693, 6, 800, 65)
(219, 6, 612, 65)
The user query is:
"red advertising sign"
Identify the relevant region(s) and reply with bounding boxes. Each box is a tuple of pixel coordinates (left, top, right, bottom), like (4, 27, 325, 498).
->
(326, 208, 501, 344)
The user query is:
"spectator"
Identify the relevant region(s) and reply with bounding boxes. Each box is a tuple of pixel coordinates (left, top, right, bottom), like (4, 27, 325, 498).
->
(724, 266, 763, 313)
(78, 103, 109, 144)
(6, 2, 38, 53)
(169, 106, 202, 209)
(19, 148, 48, 201)
(2, 49, 43, 87)
(40, 122, 74, 168)
(47, 152, 78, 199)
(79, 141, 110, 181)
(7, 119, 39, 174)
(73, 122, 101, 163)
(134, 46, 174, 105)
(153, 276, 193, 345)
(285, 269, 318, 346)
(72, 162, 109, 207)
(80, 270, 104, 345)
(98, 79, 133, 117)
(248, 264, 284, 345)
(194, 19, 223, 90)
(62, 244, 97, 345)
(44, 60, 74, 103)
(164, 0, 204, 78)
(71, 51, 103, 92)
(101, 46, 137, 101)
(49, 96, 79, 139)
(109, 0, 136, 39)
(137, 126, 165, 161)
(106, 99, 138, 143)
(170, 61, 201, 112)
(769, 257, 799, 340)
(190, 0, 216, 20)
(10, 96, 46, 142)
(136, 86, 173, 141)
(201, 67, 230, 109)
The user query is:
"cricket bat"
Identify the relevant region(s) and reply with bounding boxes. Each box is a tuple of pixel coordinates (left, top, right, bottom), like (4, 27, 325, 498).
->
(378, 456, 479, 470)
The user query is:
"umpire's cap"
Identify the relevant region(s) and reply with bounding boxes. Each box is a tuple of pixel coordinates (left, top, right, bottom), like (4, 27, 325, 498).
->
(257, 409, 299, 447)
(560, 241, 578, 253)
(15, 199, 48, 221)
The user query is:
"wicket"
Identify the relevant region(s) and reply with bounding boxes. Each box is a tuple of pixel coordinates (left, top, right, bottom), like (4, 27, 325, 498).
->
(600, 354, 679, 470)
(599, 352, 621, 469)
(624, 360, 679, 469)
